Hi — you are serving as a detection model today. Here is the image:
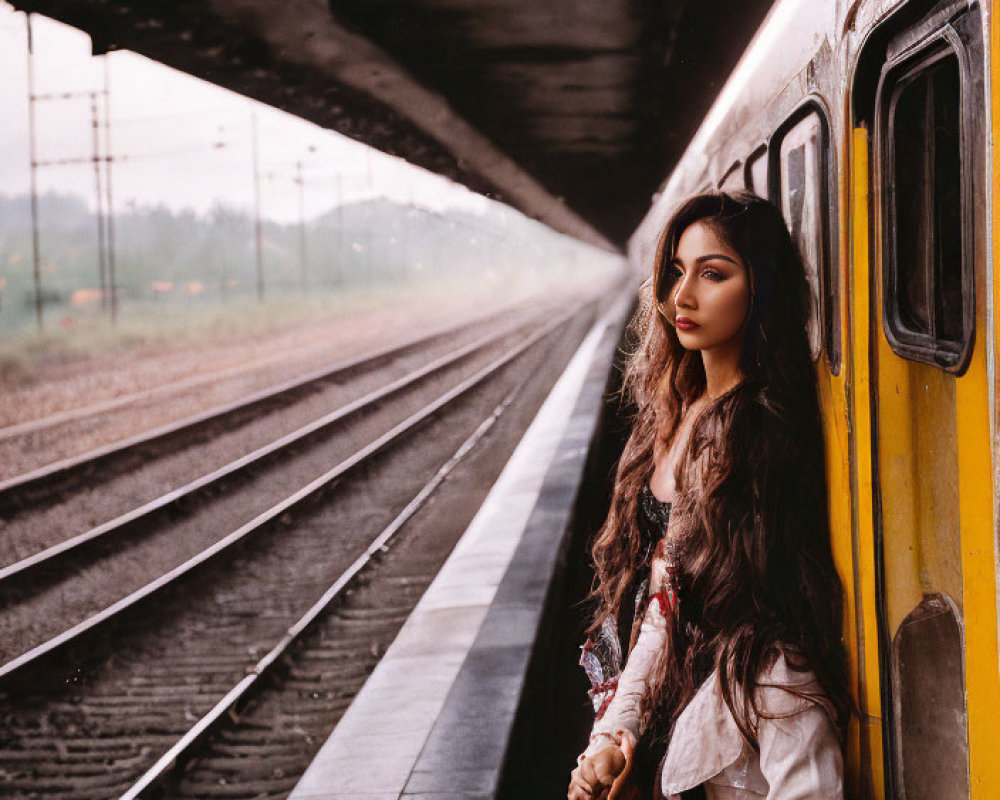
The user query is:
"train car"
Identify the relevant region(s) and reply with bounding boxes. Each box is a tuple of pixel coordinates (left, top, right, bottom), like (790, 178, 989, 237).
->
(627, 0, 999, 797)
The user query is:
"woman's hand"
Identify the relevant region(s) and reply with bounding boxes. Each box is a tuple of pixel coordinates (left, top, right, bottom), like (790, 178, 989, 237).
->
(567, 745, 627, 800)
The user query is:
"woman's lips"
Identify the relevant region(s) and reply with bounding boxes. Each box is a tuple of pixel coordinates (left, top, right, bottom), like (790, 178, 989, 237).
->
(675, 317, 699, 331)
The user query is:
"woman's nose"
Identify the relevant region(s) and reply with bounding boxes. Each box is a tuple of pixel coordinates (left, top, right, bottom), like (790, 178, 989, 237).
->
(674, 275, 695, 309)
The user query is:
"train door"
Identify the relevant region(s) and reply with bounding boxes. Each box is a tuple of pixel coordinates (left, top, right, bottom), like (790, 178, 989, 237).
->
(849, 2, 996, 798)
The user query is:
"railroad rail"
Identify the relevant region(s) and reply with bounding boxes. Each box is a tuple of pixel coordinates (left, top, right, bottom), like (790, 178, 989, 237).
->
(0, 297, 598, 800)
(0, 306, 547, 596)
(0, 300, 546, 500)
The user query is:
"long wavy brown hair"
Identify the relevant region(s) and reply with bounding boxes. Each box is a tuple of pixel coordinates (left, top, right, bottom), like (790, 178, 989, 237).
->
(586, 191, 850, 749)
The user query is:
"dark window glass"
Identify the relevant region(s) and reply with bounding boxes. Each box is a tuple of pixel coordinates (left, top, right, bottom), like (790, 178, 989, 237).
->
(890, 54, 963, 343)
(933, 62, 963, 342)
(893, 77, 932, 334)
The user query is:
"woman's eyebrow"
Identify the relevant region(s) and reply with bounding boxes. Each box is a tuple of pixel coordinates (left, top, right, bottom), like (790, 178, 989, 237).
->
(670, 253, 740, 267)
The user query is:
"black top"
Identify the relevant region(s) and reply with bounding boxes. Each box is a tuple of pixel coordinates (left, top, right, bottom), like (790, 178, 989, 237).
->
(637, 481, 672, 550)
(616, 482, 672, 656)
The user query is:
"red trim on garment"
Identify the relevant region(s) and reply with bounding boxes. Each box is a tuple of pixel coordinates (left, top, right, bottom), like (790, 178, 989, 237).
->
(647, 587, 677, 617)
(592, 677, 619, 720)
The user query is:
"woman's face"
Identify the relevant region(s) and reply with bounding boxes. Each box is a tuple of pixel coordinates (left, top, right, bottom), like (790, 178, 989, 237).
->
(660, 221, 751, 354)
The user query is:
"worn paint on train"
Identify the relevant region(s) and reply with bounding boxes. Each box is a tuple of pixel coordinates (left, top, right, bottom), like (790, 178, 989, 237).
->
(628, 1, 1000, 798)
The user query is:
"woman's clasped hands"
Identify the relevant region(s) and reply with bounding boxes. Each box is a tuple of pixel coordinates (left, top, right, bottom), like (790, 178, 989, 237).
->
(567, 732, 636, 800)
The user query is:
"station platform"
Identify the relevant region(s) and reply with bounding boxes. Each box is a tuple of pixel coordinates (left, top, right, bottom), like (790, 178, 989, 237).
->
(287, 288, 633, 800)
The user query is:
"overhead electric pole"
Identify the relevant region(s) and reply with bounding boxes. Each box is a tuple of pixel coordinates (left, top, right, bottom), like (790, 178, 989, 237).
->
(251, 112, 264, 301)
(25, 13, 43, 331)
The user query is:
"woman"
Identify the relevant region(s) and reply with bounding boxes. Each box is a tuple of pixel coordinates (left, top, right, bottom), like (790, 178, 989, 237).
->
(569, 192, 850, 800)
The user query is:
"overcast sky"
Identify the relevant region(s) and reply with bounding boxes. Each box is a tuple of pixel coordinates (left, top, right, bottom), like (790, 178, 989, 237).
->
(0, 2, 495, 224)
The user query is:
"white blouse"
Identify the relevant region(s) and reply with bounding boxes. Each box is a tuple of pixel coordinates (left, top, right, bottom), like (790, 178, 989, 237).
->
(579, 399, 844, 796)
(578, 556, 844, 799)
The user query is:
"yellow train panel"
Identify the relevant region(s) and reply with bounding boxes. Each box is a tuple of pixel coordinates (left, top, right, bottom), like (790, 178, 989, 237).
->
(849, 126, 885, 800)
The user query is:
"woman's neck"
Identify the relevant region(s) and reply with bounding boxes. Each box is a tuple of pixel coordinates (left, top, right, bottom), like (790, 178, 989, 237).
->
(701, 345, 744, 400)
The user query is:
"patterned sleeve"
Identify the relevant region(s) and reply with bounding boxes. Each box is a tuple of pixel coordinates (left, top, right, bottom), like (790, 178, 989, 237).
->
(580, 546, 678, 760)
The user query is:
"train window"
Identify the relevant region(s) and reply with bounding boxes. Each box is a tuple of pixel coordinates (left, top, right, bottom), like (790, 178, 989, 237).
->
(777, 111, 828, 362)
(869, 16, 984, 798)
(881, 47, 971, 369)
(891, 594, 970, 799)
(744, 146, 768, 197)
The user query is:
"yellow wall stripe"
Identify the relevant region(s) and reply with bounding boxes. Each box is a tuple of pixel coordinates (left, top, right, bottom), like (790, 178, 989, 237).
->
(832, 102, 863, 798)
(957, 341, 1000, 800)
(966, 11, 1000, 795)
(849, 126, 885, 800)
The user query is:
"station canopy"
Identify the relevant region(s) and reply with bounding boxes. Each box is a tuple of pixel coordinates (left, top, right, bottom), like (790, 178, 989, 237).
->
(11, 0, 774, 250)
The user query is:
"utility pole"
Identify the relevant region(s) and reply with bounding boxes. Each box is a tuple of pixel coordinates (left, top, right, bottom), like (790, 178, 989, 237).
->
(365, 149, 373, 286)
(26, 20, 118, 329)
(295, 159, 306, 291)
(102, 56, 117, 325)
(335, 172, 343, 288)
(251, 112, 264, 301)
(25, 14, 43, 331)
(89, 91, 109, 317)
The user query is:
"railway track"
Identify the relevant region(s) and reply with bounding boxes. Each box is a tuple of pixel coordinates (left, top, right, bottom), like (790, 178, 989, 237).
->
(0, 301, 559, 664)
(130, 379, 525, 800)
(0, 296, 598, 800)
(0, 299, 546, 505)
(0, 303, 522, 445)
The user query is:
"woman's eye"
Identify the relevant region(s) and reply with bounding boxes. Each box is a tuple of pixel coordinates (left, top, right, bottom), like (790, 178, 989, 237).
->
(701, 268, 723, 281)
